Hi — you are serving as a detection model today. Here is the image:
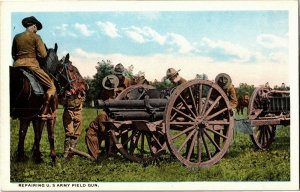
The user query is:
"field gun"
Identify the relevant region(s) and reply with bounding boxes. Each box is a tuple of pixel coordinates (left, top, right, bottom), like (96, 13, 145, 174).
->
(247, 87, 290, 149)
(96, 80, 234, 168)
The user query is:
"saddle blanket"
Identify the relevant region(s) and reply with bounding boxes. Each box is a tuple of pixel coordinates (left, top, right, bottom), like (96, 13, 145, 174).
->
(21, 69, 44, 95)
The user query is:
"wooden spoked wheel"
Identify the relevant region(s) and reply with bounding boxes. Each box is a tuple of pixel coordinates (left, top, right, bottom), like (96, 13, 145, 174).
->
(164, 80, 234, 167)
(248, 87, 276, 150)
(250, 125, 276, 150)
(111, 122, 166, 163)
(110, 84, 167, 163)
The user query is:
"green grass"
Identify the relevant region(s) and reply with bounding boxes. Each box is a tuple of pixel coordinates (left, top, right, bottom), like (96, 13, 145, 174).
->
(10, 107, 290, 182)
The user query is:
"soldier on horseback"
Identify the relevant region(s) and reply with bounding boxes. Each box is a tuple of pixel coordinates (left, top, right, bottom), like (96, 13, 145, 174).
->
(12, 16, 56, 120)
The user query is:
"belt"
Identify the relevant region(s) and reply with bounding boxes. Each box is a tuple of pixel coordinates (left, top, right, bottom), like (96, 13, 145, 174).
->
(17, 53, 37, 59)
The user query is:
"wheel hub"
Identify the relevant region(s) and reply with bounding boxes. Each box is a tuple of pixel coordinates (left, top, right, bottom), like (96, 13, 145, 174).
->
(194, 117, 206, 129)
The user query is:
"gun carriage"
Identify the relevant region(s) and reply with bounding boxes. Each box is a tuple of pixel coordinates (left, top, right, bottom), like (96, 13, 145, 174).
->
(98, 79, 234, 167)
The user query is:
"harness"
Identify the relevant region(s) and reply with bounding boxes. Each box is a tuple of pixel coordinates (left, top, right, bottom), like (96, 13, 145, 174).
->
(56, 60, 87, 97)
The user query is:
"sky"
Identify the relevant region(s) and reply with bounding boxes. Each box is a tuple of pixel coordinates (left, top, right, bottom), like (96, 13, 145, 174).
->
(11, 10, 289, 87)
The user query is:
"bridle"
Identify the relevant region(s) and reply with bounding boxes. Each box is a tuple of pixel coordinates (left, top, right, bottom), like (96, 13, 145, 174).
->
(55, 58, 81, 96)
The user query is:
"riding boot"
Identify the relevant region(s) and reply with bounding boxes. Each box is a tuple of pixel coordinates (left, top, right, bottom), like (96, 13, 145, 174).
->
(63, 137, 71, 158)
(67, 136, 78, 158)
(39, 94, 53, 120)
(70, 136, 78, 149)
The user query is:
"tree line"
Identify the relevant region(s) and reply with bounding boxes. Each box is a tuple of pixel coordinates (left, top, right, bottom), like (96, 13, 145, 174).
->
(83, 60, 289, 107)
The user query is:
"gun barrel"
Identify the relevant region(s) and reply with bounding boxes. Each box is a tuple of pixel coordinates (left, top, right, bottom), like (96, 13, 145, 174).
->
(98, 98, 168, 109)
(112, 111, 164, 121)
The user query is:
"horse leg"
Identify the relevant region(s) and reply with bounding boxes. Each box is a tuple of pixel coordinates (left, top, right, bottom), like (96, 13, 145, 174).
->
(32, 118, 45, 163)
(16, 119, 30, 161)
(47, 112, 57, 163)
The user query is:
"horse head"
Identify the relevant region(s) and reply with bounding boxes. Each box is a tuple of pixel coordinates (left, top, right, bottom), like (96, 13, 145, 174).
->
(44, 43, 60, 76)
(55, 53, 89, 97)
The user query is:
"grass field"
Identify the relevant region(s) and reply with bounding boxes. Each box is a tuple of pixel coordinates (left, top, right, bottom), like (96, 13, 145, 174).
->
(10, 106, 290, 182)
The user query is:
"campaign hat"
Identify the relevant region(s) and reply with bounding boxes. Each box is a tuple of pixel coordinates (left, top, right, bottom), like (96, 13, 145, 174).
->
(22, 16, 43, 30)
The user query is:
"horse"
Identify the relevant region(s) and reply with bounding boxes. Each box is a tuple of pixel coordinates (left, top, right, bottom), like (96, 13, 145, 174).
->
(10, 44, 60, 163)
(54, 53, 89, 103)
(236, 94, 250, 115)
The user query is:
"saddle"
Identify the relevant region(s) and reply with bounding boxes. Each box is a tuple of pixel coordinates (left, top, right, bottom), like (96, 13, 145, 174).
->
(20, 68, 44, 95)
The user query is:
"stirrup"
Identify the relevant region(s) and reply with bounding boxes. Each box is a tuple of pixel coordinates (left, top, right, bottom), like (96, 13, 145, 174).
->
(38, 114, 53, 120)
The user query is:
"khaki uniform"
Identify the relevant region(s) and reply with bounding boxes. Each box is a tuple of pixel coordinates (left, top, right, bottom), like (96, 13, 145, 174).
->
(85, 76, 131, 160)
(224, 84, 238, 109)
(175, 77, 187, 86)
(85, 111, 108, 159)
(12, 31, 56, 97)
(63, 94, 85, 138)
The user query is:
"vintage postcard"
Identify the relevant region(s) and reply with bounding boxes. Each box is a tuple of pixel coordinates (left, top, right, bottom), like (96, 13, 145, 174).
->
(0, 0, 299, 191)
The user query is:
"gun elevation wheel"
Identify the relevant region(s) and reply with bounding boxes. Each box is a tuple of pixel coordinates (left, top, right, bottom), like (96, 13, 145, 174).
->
(164, 80, 234, 167)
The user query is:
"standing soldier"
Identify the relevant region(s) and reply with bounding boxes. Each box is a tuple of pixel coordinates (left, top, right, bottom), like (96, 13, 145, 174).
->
(166, 68, 187, 85)
(215, 73, 238, 114)
(60, 56, 89, 158)
(85, 63, 131, 160)
(11, 16, 56, 120)
(215, 73, 238, 147)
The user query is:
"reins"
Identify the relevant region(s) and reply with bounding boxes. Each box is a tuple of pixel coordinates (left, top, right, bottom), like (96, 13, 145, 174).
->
(55, 60, 83, 95)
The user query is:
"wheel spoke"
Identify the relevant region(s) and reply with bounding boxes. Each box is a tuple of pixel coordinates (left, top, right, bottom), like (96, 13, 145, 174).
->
(187, 131, 198, 161)
(122, 130, 136, 146)
(151, 132, 164, 149)
(258, 128, 263, 146)
(129, 131, 140, 155)
(197, 131, 202, 163)
(203, 96, 222, 118)
(145, 132, 154, 154)
(205, 120, 230, 125)
(198, 84, 203, 115)
(140, 132, 145, 157)
(188, 86, 198, 116)
(170, 103, 184, 121)
(172, 107, 195, 122)
(178, 129, 197, 153)
(205, 127, 228, 139)
(206, 108, 228, 121)
(179, 94, 197, 118)
(263, 127, 267, 146)
(201, 87, 212, 116)
(203, 129, 222, 151)
(171, 125, 195, 140)
(266, 125, 272, 139)
(201, 129, 211, 159)
(263, 127, 268, 145)
(169, 121, 195, 125)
